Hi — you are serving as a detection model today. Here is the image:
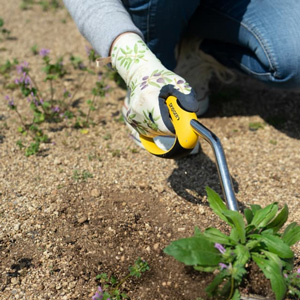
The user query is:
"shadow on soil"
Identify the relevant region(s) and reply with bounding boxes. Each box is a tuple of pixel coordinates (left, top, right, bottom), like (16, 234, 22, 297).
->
(168, 150, 242, 208)
(206, 74, 300, 140)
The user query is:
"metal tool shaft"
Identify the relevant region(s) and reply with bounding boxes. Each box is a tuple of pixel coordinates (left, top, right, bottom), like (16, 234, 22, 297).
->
(190, 119, 238, 211)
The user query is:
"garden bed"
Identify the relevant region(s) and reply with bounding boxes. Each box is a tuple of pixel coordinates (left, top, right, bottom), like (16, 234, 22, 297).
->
(0, 1, 300, 299)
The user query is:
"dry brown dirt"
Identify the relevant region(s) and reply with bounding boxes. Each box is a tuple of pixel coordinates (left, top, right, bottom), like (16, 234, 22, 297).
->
(0, 1, 300, 300)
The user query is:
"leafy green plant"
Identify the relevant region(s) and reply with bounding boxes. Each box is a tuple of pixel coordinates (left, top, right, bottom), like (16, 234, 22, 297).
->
(164, 187, 300, 300)
(5, 46, 110, 156)
(93, 258, 149, 300)
(0, 59, 19, 76)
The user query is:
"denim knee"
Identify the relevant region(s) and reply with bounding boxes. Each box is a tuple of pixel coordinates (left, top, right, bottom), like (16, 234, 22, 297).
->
(268, 46, 300, 90)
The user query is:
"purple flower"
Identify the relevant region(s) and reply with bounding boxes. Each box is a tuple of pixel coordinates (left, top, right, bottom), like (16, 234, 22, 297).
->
(153, 73, 161, 77)
(5, 95, 15, 108)
(214, 243, 226, 254)
(92, 292, 102, 300)
(141, 84, 148, 90)
(142, 76, 149, 80)
(219, 263, 228, 270)
(92, 286, 105, 300)
(39, 48, 50, 57)
(16, 61, 29, 74)
(15, 72, 31, 85)
(297, 268, 300, 273)
(51, 106, 60, 113)
(177, 79, 184, 84)
(284, 274, 288, 278)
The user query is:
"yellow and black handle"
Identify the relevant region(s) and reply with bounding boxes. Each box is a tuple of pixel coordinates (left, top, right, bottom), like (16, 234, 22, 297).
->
(139, 96, 198, 158)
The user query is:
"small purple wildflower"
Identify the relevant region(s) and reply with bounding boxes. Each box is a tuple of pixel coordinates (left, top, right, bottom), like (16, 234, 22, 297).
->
(15, 72, 31, 85)
(16, 61, 29, 74)
(39, 48, 50, 57)
(214, 243, 226, 254)
(297, 268, 300, 273)
(177, 79, 184, 84)
(51, 106, 60, 113)
(219, 263, 228, 270)
(92, 292, 102, 300)
(63, 88, 71, 98)
(91, 286, 109, 300)
(284, 274, 288, 278)
(5, 95, 15, 108)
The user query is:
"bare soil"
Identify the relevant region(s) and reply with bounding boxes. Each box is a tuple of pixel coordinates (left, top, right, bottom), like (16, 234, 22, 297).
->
(1, 1, 300, 300)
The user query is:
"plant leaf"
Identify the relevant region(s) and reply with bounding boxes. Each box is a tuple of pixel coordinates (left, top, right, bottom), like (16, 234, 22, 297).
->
(203, 227, 236, 245)
(164, 236, 222, 266)
(222, 210, 246, 243)
(252, 253, 286, 300)
(254, 234, 294, 258)
(206, 187, 230, 224)
(231, 289, 241, 300)
(244, 208, 254, 224)
(194, 265, 218, 272)
(250, 204, 262, 214)
(265, 204, 288, 232)
(251, 203, 278, 228)
(282, 224, 300, 246)
(234, 244, 250, 266)
(230, 227, 239, 243)
(205, 271, 226, 296)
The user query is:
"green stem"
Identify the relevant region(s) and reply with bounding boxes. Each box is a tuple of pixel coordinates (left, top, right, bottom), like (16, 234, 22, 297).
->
(50, 79, 54, 101)
(113, 273, 131, 292)
(226, 276, 235, 300)
(85, 94, 95, 124)
(14, 108, 35, 139)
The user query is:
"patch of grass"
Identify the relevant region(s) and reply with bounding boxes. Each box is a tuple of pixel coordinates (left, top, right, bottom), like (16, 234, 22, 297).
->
(72, 169, 93, 181)
(249, 122, 264, 131)
(112, 149, 121, 158)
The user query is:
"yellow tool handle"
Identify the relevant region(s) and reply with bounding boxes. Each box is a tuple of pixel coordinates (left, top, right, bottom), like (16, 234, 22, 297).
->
(139, 96, 198, 158)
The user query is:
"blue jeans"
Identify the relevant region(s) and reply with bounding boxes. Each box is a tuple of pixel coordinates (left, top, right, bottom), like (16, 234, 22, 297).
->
(122, 0, 300, 89)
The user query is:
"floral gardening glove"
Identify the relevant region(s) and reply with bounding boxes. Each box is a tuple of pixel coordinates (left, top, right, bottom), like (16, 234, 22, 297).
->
(111, 33, 199, 138)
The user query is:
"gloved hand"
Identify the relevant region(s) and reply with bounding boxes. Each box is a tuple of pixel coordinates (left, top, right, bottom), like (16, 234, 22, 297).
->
(111, 33, 199, 138)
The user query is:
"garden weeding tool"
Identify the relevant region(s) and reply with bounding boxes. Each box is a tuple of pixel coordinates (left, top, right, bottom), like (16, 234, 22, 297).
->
(139, 95, 239, 211)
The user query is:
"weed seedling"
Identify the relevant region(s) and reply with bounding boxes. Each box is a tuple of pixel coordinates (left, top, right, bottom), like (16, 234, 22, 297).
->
(93, 258, 149, 300)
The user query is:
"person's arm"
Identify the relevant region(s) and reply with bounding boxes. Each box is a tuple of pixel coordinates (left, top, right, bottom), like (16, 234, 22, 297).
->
(62, 0, 143, 57)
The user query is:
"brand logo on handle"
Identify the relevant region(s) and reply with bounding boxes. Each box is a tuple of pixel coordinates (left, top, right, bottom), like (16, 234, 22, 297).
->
(169, 103, 180, 121)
